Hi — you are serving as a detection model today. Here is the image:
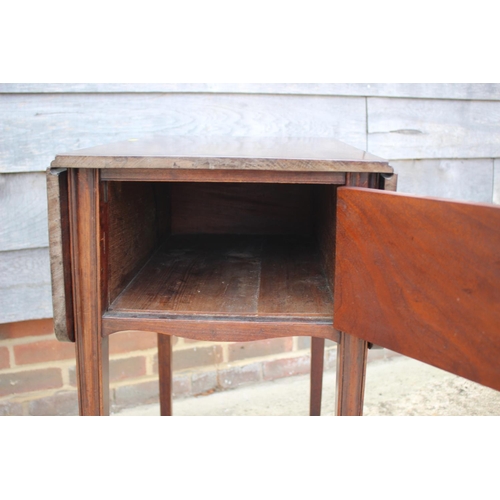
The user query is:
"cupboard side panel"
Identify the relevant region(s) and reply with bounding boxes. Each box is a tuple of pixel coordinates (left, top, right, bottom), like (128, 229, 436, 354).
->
(106, 182, 166, 304)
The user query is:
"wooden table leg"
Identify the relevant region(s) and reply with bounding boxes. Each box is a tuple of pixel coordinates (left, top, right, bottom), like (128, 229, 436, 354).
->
(333, 172, 374, 416)
(335, 331, 367, 416)
(70, 169, 109, 416)
(158, 334, 173, 416)
(310, 337, 325, 416)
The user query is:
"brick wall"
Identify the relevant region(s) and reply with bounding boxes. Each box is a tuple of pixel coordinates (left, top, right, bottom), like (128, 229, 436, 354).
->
(0, 319, 341, 415)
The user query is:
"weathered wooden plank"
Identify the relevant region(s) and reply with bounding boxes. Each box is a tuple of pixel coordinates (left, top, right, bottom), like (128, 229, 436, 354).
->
(258, 237, 333, 317)
(0, 93, 366, 173)
(109, 235, 263, 316)
(0, 172, 49, 251)
(2, 83, 500, 101)
(0, 248, 52, 323)
(368, 98, 500, 160)
(390, 159, 494, 203)
(108, 235, 333, 321)
(494, 160, 500, 205)
(46, 169, 74, 341)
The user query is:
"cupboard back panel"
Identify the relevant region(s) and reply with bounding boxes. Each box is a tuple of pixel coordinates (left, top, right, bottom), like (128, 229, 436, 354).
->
(170, 183, 314, 236)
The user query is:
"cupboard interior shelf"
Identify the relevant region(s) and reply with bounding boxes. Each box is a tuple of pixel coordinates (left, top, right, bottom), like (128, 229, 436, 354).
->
(101, 181, 338, 338)
(106, 234, 333, 323)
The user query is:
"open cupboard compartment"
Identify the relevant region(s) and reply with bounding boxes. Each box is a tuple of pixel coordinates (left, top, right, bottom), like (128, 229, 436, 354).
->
(102, 181, 339, 332)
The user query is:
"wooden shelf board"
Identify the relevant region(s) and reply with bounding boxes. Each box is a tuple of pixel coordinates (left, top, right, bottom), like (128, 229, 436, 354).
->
(107, 235, 333, 323)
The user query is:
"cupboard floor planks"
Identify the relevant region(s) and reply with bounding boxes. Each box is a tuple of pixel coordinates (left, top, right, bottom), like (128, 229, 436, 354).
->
(107, 235, 333, 322)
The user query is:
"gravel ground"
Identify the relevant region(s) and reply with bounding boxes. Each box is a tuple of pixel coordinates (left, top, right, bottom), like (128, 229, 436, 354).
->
(114, 355, 500, 417)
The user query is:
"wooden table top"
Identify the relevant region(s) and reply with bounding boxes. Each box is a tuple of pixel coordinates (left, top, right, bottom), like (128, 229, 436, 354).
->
(51, 136, 392, 173)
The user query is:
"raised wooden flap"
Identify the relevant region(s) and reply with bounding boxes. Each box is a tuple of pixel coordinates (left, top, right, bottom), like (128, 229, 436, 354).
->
(46, 168, 74, 342)
(334, 187, 500, 391)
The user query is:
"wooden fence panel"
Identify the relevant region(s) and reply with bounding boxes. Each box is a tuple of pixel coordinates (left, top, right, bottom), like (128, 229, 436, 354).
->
(0, 93, 366, 173)
(0, 248, 52, 323)
(2, 83, 500, 100)
(0, 172, 49, 251)
(390, 159, 494, 203)
(494, 160, 500, 205)
(368, 98, 500, 160)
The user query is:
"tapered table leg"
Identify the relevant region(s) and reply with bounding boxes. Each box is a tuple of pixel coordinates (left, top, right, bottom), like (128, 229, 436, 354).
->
(335, 331, 368, 416)
(70, 168, 109, 416)
(310, 337, 325, 416)
(158, 334, 173, 416)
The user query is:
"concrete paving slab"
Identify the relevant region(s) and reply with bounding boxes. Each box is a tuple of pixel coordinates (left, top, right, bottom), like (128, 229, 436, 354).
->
(114, 355, 500, 416)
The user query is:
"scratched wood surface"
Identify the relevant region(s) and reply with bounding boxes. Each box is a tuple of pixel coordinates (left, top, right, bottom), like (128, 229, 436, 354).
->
(51, 136, 389, 172)
(334, 187, 500, 392)
(46, 169, 74, 341)
(108, 235, 333, 321)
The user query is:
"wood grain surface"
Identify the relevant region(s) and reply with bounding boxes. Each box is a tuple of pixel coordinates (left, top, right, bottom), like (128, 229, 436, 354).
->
(0, 172, 49, 251)
(69, 169, 109, 415)
(335, 331, 368, 416)
(108, 235, 333, 322)
(157, 334, 172, 416)
(495, 159, 500, 204)
(391, 159, 494, 203)
(334, 187, 500, 391)
(368, 98, 500, 159)
(106, 181, 163, 304)
(46, 169, 74, 341)
(51, 136, 390, 172)
(310, 337, 325, 416)
(0, 248, 52, 322)
(100, 168, 347, 184)
(171, 183, 314, 236)
(1, 93, 367, 173)
(102, 315, 337, 343)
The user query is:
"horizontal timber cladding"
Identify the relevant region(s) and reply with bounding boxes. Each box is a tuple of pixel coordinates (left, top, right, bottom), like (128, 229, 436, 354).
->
(368, 98, 500, 160)
(1, 83, 500, 325)
(390, 159, 494, 203)
(0, 93, 366, 173)
(0, 172, 49, 252)
(0, 248, 52, 323)
(2, 83, 500, 100)
(495, 160, 500, 204)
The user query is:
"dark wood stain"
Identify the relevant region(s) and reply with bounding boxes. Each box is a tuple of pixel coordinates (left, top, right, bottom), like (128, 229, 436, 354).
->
(102, 315, 338, 343)
(47, 135, 397, 416)
(106, 182, 164, 304)
(171, 183, 314, 236)
(101, 168, 347, 185)
(108, 235, 332, 321)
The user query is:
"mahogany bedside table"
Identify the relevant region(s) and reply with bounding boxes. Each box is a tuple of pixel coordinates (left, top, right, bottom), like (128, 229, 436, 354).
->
(47, 136, 395, 416)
